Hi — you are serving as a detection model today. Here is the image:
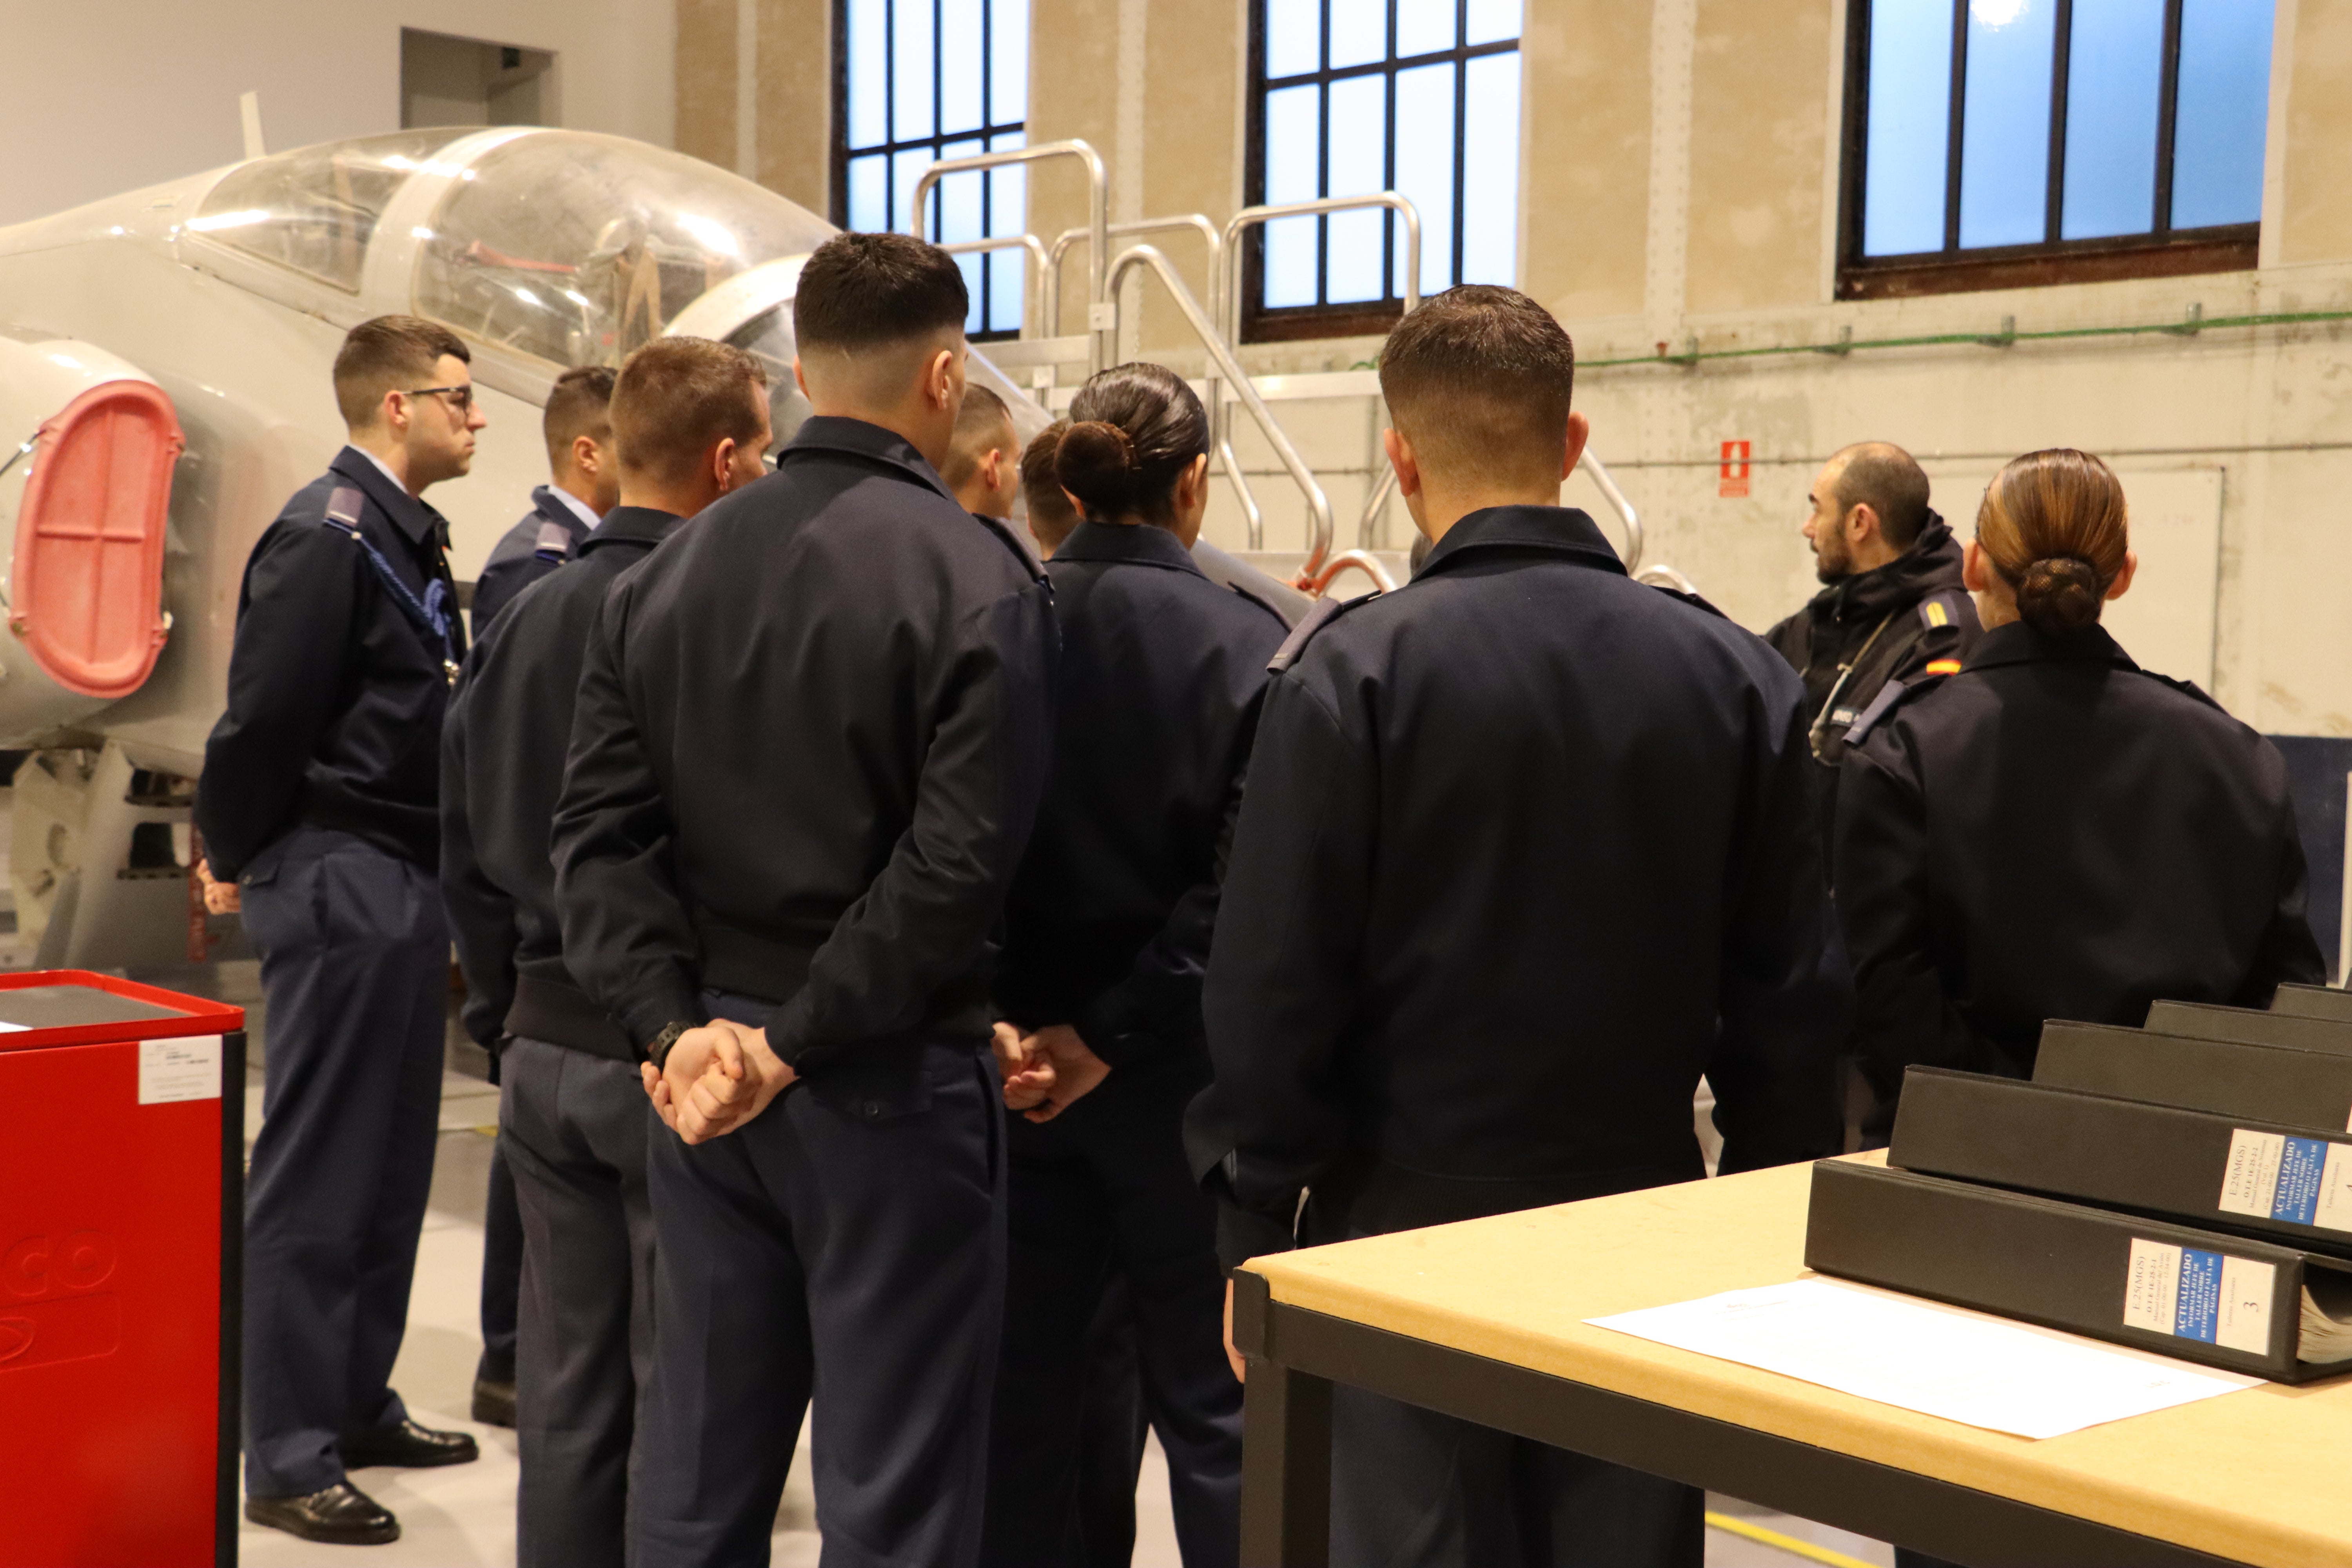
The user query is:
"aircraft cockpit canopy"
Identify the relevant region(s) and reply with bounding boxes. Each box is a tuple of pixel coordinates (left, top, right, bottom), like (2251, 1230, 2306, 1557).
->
(408, 132, 834, 368)
(191, 129, 471, 294)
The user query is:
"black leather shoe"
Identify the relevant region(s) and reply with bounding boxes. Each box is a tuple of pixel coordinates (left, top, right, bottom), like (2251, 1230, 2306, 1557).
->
(471, 1372, 516, 1428)
(245, 1481, 401, 1545)
(340, 1417, 480, 1469)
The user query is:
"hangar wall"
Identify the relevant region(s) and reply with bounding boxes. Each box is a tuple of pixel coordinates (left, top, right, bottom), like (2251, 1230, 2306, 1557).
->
(0, 0, 678, 227)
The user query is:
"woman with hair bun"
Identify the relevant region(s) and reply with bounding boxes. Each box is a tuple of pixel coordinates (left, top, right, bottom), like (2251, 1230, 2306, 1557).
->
(1835, 448, 2323, 1129)
(982, 362, 1285, 1567)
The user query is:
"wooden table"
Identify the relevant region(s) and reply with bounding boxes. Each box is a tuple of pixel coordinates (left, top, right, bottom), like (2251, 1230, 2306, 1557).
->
(1231, 1155, 2352, 1567)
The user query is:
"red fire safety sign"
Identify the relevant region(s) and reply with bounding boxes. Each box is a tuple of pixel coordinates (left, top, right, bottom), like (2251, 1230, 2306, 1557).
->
(1719, 440, 1752, 499)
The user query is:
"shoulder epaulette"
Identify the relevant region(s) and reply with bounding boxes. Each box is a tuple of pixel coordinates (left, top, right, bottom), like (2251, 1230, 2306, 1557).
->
(532, 520, 573, 561)
(2138, 668, 2226, 712)
(1647, 582, 1730, 621)
(1844, 672, 1950, 749)
(1267, 592, 1356, 673)
(1916, 590, 1965, 633)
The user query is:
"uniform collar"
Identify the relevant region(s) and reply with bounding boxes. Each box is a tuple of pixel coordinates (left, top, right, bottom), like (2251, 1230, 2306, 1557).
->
(1964, 619, 2135, 673)
(778, 415, 958, 506)
(535, 483, 602, 535)
(330, 445, 445, 548)
(1052, 519, 1205, 577)
(1808, 515, 1964, 624)
(1417, 505, 1629, 579)
(580, 505, 680, 556)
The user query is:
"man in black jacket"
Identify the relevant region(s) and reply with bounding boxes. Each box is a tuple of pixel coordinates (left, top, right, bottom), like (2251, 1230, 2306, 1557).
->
(469, 365, 619, 631)
(443, 338, 768, 1568)
(551, 232, 1056, 1567)
(1188, 287, 1850, 1568)
(194, 316, 486, 1546)
(1764, 441, 1979, 841)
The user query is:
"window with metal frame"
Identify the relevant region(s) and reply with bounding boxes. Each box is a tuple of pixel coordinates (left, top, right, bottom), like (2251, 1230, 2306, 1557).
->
(1245, 0, 1523, 343)
(833, 0, 1030, 338)
(1840, 0, 2274, 300)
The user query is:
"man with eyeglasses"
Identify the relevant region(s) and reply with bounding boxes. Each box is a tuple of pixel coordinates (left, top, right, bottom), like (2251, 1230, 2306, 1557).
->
(195, 315, 488, 1548)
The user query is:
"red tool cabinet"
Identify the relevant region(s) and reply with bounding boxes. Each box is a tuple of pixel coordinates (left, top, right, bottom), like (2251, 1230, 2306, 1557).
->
(0, 971, 245, 1568)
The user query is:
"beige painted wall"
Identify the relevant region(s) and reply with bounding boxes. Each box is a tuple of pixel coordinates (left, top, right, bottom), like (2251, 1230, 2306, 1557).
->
(674, 0, 738, 171)
(1523, 0, 1651, 324)
(2278, 0, 2352, 266)
(1685, 0, 1832, 314)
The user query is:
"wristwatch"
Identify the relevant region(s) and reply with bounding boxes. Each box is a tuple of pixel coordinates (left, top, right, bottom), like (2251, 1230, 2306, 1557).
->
(645, 1020, 695, 1072)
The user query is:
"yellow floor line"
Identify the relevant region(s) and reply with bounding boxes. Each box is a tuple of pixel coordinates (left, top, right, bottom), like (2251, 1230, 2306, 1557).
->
(1704, 1510, 1881, 1568)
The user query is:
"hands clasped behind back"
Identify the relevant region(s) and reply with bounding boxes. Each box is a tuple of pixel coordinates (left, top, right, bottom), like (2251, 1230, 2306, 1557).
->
(990, 1020, 1111, 1123)
(640, 1020, 798, 1143)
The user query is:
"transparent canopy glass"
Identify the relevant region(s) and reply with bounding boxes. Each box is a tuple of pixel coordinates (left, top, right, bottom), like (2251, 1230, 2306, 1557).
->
(191, 129, 471, 292)
(412, 131, 837, 370)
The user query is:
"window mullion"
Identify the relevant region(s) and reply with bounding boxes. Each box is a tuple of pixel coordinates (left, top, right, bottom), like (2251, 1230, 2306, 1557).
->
(2153, 0, 2185, 234)
(2045, 0, 2073, 243)
(1452, 0, 1470, 288)
(1942, 0, 1967, 254)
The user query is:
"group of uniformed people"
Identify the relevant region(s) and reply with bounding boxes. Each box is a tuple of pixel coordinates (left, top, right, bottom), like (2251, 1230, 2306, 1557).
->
(195, 225, 2323, 1568)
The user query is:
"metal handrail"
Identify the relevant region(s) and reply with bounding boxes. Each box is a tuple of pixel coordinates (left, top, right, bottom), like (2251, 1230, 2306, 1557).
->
(1220, 193, 1424, 549)
(1105, 243, 1336, 586)
(1357, 464, 1397, 548)
(935, 235, 1051, 343)
(910, 140, 1109, 372)
(1307, 548, 1397, 597)
(1044, 214, 1222, 339)
(1635, 563, 1697, 594)
(1577, 450, 1643, 574)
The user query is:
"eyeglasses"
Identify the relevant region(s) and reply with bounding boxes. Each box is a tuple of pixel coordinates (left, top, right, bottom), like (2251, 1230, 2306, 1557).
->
(404, 384, 476, 414)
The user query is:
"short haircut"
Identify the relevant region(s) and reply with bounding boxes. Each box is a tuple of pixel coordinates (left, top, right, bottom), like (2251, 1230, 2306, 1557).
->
(543, 365, 617, 471)
(793, 232, 969, 354)
(938, 384, 1014, 491)
(333, 315, 469, 429)
(1022, 422, 1081, 555)
(1377, 286, 1575, 488)
(609, 338, 769, 486)
(1831, 441, 1933, 550)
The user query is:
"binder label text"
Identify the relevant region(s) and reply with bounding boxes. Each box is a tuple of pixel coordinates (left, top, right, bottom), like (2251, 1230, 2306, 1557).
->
(2219, 1129, 2352, 1234)
(2124, 1239, 2272, 1354)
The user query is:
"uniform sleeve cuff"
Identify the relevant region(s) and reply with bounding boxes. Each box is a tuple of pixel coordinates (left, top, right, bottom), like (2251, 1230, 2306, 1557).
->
(1216, 1201, 1298, 1275)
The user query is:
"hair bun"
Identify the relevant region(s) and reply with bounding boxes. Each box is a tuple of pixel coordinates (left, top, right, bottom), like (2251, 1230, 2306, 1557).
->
(2015, 554, 2102, 635)
(1053, 419, 1140, 517)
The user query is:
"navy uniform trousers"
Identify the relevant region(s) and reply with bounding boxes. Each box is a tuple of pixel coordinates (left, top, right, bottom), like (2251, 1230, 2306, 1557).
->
(983, 1051, 1243, 1568)
(240, 826, 448, 1496)
(633, 989, 1005, 1568)
(499, 1036, 657, 1568)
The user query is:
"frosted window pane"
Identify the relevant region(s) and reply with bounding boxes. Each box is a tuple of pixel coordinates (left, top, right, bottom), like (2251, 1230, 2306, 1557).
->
(1266, 0, 1321, 77)
(1392, 62, 1456, 297)
(1330, 0, 1388, 70)
(992, 0, 1029, 123)
(895, 0, 936, 142)
(848, 154, 889, 231)
(937, 141, 985, 245)
(894, 148, 935, 234)
(1862, 0, 1954, 256)
(941, 0, 984, 134)
(1957, 0, 2056, 249)
(2171, 0, 2271, 229)
(848, 0, 889, 149)
(1460, 51, 1520, 284)
(2059, 0, 2162, 239)
(1263, 84, 1321, 307)
(1325, 75, 1389, 302)
(1397, 0, 1455, 57)
(1464, 0, 1522, 45)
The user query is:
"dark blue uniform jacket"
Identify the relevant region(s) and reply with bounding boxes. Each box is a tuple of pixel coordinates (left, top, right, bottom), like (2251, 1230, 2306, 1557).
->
(1835, 620, 2325, 1092)
(551, 416, 1058, 1080)
(996, 520, 1288, 1067)
(472, 485, 594, 632)
(1185, 505, 1852, 1261)
(196, 445, 465, 881)
(443, 505, 681, 1053)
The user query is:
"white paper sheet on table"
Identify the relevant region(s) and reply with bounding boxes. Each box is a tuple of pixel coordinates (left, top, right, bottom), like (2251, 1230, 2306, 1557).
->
(1586, 1276, 2258, 1439)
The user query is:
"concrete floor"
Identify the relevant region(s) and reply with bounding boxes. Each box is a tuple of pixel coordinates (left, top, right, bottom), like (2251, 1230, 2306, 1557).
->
(156, 953, 1889, 1567)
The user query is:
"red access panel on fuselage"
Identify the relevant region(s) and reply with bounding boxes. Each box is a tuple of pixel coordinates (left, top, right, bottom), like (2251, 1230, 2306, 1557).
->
(0, 973, 243, 1568)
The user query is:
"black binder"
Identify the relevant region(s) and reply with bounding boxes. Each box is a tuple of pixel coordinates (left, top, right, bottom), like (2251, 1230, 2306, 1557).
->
(1889, 1068, 2352, 1257)
(2140, 999, 2352, 1057)
(2033, 1020, 2352, 1133)
(2272, 983, 2352, 1025)
(1806, 1160, 2352, 1382)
